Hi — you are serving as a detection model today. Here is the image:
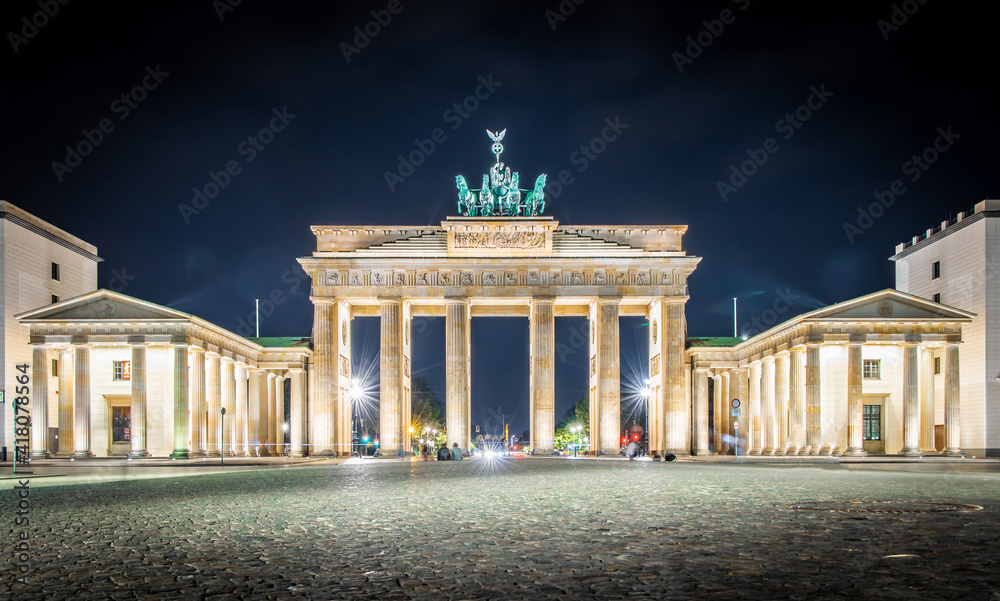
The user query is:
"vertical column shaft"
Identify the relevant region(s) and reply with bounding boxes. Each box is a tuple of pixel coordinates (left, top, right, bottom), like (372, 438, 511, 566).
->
(805, 345, 822, 454)
(845, 343, 865, 456)
(234, 363, 248, 455)
(206, 353, 221, 457)
(57, 348, 73, 455)
(596, 300, 620, 454)
(720, 372, 730, 453)
(170, 344, 190, 459)
(711, 374, 722, 453)
(735, 368, 748, 451)
(274, 375, 285, 454)
(248, 368, 261, 455)
(446, 301, 471, 454)
(944, 344, 963, 456)
(693, 369, 710, 455)
(902, 344, 921, 455)
(72, 345, 93, 457)
(129, 343, 149, 458)
(311, 302, 335, 455)
(919, 348, 936, 453)
(775, 353, 790, 454)
(190, 350, 207, 457)
(762, 358, 775, 454)
(530, 300, 555, 454)
(289, 369, 306, 456)
(789, 348, 806, 453)
(748, 362, 761, 454)
(30, 345, 50, 457)
(380, 300, 404, 454)
(664, 302, 687, 454)
(220, 358, 235, 455)
(335, 300, 356, 457)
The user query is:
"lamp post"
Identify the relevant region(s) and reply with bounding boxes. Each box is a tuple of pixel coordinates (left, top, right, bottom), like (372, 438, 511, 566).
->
(220, 407, 226, 466)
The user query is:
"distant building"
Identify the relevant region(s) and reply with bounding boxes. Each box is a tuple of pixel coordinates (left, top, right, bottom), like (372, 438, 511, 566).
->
(1, 201, 99, 458)
(892, 199, 1000, 457)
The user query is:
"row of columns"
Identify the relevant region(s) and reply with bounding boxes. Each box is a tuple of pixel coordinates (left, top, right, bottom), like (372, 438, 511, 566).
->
(29, 342, 306, 459)
(697, 343, 962, 456)
(312, 296, 689, 458)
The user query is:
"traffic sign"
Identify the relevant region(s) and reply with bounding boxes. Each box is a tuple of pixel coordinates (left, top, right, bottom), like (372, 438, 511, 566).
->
(731, 408, 741, 417)
(731, 398, 741, 409)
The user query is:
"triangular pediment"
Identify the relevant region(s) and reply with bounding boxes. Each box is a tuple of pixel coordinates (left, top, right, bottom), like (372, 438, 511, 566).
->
(805, 289, 975, 321)
(16, 290, 191, 322)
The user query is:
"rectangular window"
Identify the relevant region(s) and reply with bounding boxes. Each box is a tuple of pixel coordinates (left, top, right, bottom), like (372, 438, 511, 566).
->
(863, 405, 882, 441)
(112, 406, 131, 442)
(51, 359, 58, 377)
(863, 359, 881, 380)
(934, 357, 941, 375)
(933, 293, 941, 304)
(932, 261, 941, 279)
(51, 262, 60, 281)
(113, 360, 131, 381)
(51, 294, 59, 304)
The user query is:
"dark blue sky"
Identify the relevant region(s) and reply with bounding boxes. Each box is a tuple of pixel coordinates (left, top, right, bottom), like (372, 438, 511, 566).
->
(3, 1, 997, 434)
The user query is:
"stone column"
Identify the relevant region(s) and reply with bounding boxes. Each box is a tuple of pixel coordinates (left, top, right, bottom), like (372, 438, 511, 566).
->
(844, 343, 866, 456)
(762, 357, 776, 455)
(72, 344, 93, 458)
(261, 371, 274, 456)
(380, 299, 404, 455)
(189, 349, 207, 458)
(590, 299, 621, 455)
(748, 361, 761, 455)
(274, 375, 285, 454)
(128, 342, 150, 458)
(530, 299, 556, 454)
(720, 371, 730, 453)
(311, 302, 335, 455)
(248, 367, 262, 455)
(775, 352, 790, 455)
(57, 348, 73, 455)
(919, 348, 936, 454)
(789, 348, 806, 454)
(805, 344, 821, 454)
(446, 300, 472, 454)
(711, 374, 722, 453)
(944, 344, 963, 456)
(693, 368, 710, 455)
(734, 367, 749, 451)
(234, 362, 248, 456)
(220, 358, 235, 455)
(30, 345, 51, 458)
(646, 301, 664, 455)
(336, 300, 357, 458)
(664, 301, 687, 455)
(206, 353, 221, 457)
(170, 344, 190, 459)
(289, 368, 306, 456)
(901, 343, 921, 456)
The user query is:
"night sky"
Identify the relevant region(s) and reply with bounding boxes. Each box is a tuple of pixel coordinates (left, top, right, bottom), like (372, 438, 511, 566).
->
(3, 1, 998, 436)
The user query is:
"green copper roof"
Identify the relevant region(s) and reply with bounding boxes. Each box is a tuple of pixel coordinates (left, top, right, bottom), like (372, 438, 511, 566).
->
(248, 337, 312, 348)
(687, 336, 744, 348)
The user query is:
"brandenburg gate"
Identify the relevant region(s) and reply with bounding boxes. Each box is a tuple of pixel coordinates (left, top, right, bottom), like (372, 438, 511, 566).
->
(299, 130, 701, 456)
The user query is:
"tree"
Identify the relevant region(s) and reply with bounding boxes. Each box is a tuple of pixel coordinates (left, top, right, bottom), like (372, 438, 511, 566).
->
(411, 376, 445, 445)
(554, 393, 589, 450)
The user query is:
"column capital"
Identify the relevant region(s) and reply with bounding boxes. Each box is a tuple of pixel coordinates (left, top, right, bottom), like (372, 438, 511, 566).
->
(267, 371, 277, 380)
(286, 367, 305, 374)
(761, 355, 775, 364)
(220, 355, 235, 365)
(275, 374, 286, 381)
(172, 341, 190, 350)
(189, 346, 206, 355)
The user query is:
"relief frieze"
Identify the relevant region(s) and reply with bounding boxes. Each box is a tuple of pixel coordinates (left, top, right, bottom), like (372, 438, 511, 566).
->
(453, 231, 545, 249)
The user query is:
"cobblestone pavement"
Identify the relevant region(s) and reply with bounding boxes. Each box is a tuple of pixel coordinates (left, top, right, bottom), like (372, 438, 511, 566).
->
(3, 458, 1000, 600)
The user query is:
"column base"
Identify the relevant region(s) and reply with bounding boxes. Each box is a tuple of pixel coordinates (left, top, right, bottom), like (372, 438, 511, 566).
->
(169, 450, 190, 460)
(902, 448, 923, 457)
(748, 450, 762, 456)
(761, 447, 776, 456)
(843, 448, 867, 457)
(944, 449, 965, 457)
(128, 449, 150, 459)
(71, 450, 94, 458)
(312, 450, 337, 457)
(189, 450, 209, 458)
(206, 451, 222, 458)
(30, 450, 53, 459)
